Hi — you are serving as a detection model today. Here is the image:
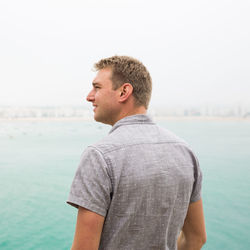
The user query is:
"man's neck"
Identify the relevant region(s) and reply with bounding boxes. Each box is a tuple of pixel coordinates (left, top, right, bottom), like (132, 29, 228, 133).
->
(112, 106, 147, 126)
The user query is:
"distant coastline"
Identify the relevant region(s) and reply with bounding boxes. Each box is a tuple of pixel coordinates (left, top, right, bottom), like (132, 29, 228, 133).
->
(1, 105, 250, 121)
(1, 116, 250, 122)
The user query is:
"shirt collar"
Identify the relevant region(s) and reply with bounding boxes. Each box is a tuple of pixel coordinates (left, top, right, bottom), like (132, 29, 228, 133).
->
(109, 114, 154, 134)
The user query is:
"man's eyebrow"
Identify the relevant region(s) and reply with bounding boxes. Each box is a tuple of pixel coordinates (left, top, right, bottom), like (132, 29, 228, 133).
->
(92, 82, 100, 86)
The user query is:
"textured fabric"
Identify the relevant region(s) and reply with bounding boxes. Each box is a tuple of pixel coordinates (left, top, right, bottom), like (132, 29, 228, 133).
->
(67, 114, 202, 250)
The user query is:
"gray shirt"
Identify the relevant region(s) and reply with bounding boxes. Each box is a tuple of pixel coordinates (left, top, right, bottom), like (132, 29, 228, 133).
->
(67, 114, 202, 250)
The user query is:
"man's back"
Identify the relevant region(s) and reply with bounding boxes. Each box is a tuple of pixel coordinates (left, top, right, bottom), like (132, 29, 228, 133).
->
(67, 114, 202, 250)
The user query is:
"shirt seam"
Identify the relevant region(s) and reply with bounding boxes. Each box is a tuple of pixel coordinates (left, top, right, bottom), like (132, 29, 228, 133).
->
(67, 197, 107, 217)
(93, 141, 188, 155)
(88, 145, 114, 189)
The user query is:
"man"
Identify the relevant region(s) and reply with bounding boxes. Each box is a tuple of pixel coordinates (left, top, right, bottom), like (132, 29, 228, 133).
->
(67, 56, 206, 250)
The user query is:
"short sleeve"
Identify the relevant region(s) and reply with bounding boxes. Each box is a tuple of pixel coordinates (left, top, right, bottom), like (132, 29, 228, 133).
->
(67, 146, 112, 217)
(190, 152, 203, 203)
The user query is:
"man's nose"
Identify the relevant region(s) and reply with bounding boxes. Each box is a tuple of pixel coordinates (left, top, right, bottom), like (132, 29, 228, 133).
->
(86, 89, 94, 102)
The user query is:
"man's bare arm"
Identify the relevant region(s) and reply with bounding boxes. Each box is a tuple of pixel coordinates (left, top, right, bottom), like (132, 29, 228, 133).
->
(71, 206, 105, 250)
(177, 199, 206, 250)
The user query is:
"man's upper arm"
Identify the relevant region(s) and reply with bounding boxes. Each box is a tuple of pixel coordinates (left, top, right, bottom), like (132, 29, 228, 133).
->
(67, 147, 111, 249)
(182, 199, 206, 243)
(71, 206, 105, 250)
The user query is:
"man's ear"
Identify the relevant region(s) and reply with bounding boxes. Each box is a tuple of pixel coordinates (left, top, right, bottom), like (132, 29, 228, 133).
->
(118, 83, 133, 103)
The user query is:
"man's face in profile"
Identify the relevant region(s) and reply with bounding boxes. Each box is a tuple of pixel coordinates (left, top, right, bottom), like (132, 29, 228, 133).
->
(86, 68, 121, 125)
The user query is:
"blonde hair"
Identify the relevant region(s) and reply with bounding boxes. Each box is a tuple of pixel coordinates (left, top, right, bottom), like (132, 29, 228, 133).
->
(94, 55, 152, 109)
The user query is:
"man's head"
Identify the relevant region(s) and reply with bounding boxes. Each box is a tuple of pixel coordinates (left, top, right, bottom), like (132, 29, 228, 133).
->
(86, 55, 152, 125)
(94, 55, 152, 109)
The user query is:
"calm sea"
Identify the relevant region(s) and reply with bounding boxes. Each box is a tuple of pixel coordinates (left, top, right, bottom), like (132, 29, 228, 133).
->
(1, 118, 250, 250)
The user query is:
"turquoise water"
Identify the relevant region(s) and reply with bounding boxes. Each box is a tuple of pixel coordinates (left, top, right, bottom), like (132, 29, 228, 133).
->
(0, 119, 250, 249)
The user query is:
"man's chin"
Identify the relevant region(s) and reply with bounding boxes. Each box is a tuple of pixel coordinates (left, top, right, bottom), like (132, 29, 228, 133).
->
(94, 114, 103, 123)
(94, 114, 112, 125)
(93, 114, 99, 122)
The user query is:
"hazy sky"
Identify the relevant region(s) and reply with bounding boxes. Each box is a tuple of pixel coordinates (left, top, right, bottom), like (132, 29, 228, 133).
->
(0, 0, 249, 108)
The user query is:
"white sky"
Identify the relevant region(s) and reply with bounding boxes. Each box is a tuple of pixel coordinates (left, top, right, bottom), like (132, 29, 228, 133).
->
(0, 0, 249, 108)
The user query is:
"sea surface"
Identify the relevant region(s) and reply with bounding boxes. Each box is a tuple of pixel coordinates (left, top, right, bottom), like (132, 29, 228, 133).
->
(0, 118, 250, 250)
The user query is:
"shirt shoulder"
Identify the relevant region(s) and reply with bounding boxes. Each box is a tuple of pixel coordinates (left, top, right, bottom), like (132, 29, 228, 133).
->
(91, 122, 190, 156)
